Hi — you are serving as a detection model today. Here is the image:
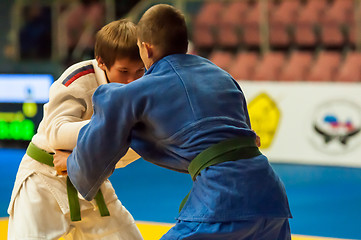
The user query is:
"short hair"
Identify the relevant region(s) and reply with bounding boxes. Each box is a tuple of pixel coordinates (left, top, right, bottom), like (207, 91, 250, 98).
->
(94, 19, 141, 68)
(137, 4, 188, 56)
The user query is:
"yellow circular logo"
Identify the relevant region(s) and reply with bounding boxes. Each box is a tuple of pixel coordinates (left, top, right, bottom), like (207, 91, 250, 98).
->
(22, 102, 38, 118)
(248, 93, 280, 149)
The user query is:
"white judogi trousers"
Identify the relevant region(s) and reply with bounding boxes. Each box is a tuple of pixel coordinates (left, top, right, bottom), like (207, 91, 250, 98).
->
(7, 155, 143, 240)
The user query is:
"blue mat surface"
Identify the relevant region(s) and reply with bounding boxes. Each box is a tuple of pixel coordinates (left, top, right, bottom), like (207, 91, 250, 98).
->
(1, 148, 361, 239)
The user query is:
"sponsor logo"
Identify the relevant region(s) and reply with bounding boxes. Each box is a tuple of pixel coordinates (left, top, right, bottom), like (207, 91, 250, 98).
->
(311, 99, 361, 154)
(248, 92, 280, 149)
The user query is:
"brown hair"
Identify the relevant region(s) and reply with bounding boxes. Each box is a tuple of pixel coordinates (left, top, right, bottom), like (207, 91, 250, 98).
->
(137, 4, 188, 57)
(94, 19, 141, 68)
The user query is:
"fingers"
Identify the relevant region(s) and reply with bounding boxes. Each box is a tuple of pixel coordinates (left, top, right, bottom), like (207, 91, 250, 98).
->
(53, 150, 71, 175)
(56, 169, 68, 176)
(250, 129, 261, 147)
(256, 135, 261, 147)
(54, 162, 67, 176)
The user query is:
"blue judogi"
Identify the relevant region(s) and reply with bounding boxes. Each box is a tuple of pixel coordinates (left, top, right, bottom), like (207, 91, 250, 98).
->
(67, 54, 292, 239)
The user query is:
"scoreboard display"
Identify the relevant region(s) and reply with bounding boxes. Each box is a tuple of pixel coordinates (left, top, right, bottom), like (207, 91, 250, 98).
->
(0, 74, 53, 148)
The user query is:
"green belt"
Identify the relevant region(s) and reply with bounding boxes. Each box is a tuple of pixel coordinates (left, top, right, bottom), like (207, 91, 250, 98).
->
(26, 142, 110, 221)
(179, 136, 262, 212)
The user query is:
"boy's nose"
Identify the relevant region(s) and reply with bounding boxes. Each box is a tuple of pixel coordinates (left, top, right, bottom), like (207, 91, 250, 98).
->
(127, 77, 135, 83)
(127, 73, 141, 83)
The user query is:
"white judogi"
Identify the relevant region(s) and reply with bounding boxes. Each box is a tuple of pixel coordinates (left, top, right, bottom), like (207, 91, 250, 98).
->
(7, 60, 143, 240)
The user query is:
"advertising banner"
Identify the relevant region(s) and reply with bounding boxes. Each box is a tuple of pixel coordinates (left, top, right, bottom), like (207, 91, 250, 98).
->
(0, 74, 53, 147)
(238, 80, 361, 168)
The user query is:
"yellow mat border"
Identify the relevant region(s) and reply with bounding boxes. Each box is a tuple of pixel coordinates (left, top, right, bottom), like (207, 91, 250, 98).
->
(0, 217, 352, 240)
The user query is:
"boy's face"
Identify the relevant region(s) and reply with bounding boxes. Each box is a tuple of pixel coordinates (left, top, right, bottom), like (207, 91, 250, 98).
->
(99, 57, 145, 84)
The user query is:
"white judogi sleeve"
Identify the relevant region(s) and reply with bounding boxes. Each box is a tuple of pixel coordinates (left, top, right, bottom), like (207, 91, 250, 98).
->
(33, 60, 100, 152)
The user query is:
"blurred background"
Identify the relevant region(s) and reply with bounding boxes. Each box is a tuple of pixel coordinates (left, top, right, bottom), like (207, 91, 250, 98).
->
(1, 0, 361, 239)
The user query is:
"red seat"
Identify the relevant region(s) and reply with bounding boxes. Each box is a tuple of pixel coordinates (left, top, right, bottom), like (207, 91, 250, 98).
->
(243, 2, 274, 47)
(349, 25, 356, 46)
(294, 0, 327, 47)
(243, 3, 261, 47)
(269, 0, 300, 47)
(279, 51, 313, 81)
(228, 52, 259, 80)
(335, 52, 361, 82)
(321, 0, 353, 47)
(217, 1, 249, 48)
(305, 51, 341, 81)
(252, 52, 285, 81)
(192, 1, 224, 48)
(208, 50, 234, 71)
(347, 5, 359, 46)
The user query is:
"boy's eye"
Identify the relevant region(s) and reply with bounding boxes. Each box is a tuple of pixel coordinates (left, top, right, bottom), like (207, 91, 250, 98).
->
(119, 70, 128, 73)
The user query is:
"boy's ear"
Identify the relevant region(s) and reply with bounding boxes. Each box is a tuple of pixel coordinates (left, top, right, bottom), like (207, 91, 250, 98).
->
(143, 42, 154, 58)
(96, 57, 107, 71)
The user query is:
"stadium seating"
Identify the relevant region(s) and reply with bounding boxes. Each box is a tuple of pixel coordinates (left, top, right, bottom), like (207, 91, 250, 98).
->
(294, 0, 327, 48)
(228, 51, 259, 80)
(188, 0, 361, 82)
(269, 0, 300, 48)
(242, 2, 261, 47)
(8, 0, 361, 83)
(305, 51, 341, 81)
(320, 0, 354, 47)
(252, 51, 285, 81)
(335, 52, 361, 82)
(347, 2, 359, 46)
(192, 1, 224, 49)
(208, 50, 234, 71)
(243, 2, 274, 48)
(217, 1, 249, 48)
(279, 51, 313, 81)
